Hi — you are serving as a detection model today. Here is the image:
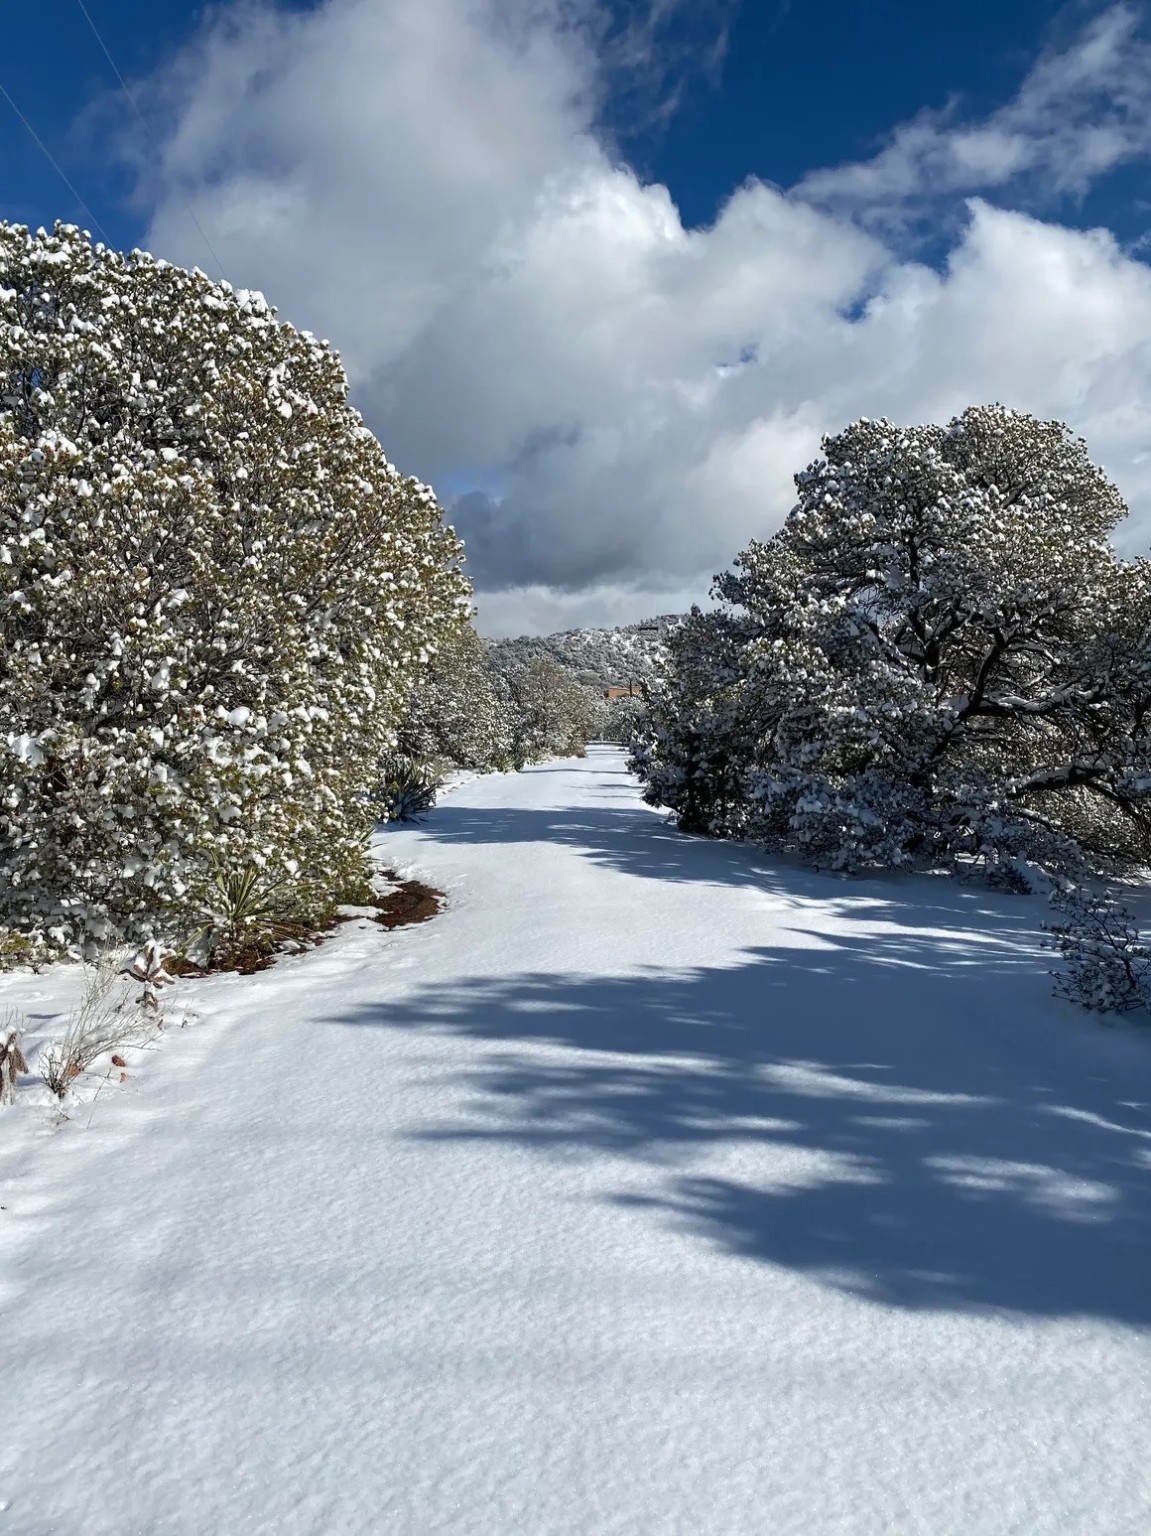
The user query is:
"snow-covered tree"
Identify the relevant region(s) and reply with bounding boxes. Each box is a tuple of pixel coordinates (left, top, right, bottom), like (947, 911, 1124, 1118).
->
(496, 657, 606, 766)
(630, 607, 755, 836)
(0, 223, 469, 957)
(601, 693, 648, 745)
(634, 406, 1151, 878)
(398, 624, 516, 774)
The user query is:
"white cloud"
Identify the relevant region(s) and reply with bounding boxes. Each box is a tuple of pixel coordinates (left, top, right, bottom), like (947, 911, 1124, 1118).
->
(135, 0, 1151, 634)
(798, 3, 1151, 218)
(141, 0, 602, 384)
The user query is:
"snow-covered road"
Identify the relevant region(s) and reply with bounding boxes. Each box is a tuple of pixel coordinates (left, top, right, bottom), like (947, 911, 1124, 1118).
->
(2, 747, 1150, 1534)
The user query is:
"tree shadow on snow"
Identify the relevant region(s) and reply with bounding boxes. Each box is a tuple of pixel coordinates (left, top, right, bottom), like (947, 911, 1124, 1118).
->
(411, 798, 1018, 921)
(332, 936, 1151, 1326)
(359, 751, 1151, 1324)
(397, 749, 1019, 923)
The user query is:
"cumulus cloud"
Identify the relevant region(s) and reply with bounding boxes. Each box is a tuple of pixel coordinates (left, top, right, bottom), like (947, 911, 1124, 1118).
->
(133, 0, 1151, 633)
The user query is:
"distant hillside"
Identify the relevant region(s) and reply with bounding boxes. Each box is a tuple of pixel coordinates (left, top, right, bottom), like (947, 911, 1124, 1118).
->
(487, 616, 681, 690)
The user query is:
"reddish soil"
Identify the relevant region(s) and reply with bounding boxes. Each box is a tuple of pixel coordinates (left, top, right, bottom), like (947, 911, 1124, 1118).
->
(371, 871, 445, 930)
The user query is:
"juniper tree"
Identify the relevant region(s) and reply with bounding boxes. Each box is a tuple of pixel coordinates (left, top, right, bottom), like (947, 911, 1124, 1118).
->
(0, 223, 469, 956)
(634, 405, 1151, 878)
(397, 624, 516, 774)
(497, 656, 605, 766)
(630, 607, 754, 835)
(601, 692, 648, 746)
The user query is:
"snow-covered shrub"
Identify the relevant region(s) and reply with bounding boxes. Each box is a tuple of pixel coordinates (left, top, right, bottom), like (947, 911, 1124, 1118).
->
(376, 755, 441, 823)
(0, 223, 468, 956)
(0, 928, 50, 971)
(634, 406, 1151, 878)
(127, 938, 176, 1012)
(629, 608, 755, 836)
(1044, 887, 1151, 1014)
(398, 625, 516, 774)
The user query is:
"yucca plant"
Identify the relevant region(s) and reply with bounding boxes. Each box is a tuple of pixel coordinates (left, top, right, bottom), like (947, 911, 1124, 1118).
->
(186, 860, 297, 967)
(376, 755, 441, 824)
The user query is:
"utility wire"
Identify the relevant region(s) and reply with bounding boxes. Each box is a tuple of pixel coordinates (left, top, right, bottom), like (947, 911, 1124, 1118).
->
(71, 0, 228, 281)
(0, 79, 111, 244)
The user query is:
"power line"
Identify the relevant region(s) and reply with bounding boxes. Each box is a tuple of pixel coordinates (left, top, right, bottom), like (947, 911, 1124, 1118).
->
(0, 79, 111, 244)
(72, 0, 228, 281)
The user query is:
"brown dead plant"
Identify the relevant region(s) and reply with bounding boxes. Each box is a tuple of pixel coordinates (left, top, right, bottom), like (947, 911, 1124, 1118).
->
(0, 1011, 28, 1105)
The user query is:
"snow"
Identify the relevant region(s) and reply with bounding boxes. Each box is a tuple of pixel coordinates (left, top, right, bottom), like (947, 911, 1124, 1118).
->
(1, 746, 1150, 1534)
(5, 732, 44, 767)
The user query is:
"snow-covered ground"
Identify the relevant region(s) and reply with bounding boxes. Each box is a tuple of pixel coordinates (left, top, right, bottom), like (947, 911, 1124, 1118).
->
(2, 746, 1150, 1535)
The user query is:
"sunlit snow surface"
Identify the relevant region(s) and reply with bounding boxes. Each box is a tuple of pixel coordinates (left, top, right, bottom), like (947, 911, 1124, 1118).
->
(1, 747, 1149, 1534)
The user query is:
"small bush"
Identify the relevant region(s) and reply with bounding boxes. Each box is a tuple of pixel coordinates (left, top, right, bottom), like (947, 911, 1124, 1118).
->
(127, 939, 177, 1012)
(40, 949, 158, 1097)
(0, 929, 50, 973)
(1044, 887, 1151, 1015)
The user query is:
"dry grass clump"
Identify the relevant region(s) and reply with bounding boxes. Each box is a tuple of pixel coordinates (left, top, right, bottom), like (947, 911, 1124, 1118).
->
(40, 948, 163, 1099)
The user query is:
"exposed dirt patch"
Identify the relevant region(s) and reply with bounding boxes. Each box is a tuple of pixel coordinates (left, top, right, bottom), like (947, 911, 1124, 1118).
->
(211, 947, 279, 977)
(168, 918, 340, 979)
(167, 873, 443, 979)
(171, 949, 275, 978)
(372, 871, 445, 930)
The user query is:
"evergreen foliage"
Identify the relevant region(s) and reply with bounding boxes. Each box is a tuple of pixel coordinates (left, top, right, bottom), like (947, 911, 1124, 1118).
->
(633, 405, 1151, 881)
(601, 693, 648, 745)
(397, 625, 516, 774)
(498, 656, 606, 766)
(487, 616, 674, 692)
(0, 223, 468, 958)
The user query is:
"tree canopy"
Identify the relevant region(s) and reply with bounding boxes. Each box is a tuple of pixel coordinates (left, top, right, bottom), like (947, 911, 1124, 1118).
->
(633, 405, 1151, 882)
(0, 223, 468, 955)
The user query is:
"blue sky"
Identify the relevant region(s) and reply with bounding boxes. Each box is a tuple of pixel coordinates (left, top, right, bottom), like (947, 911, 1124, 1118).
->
(6, 1, 1143, 255)
(637, 1, 1132, 226)
(4, 1, 1151, 633)
(2, 0, 189, 248)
